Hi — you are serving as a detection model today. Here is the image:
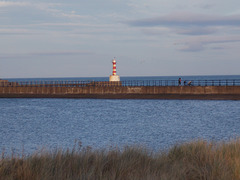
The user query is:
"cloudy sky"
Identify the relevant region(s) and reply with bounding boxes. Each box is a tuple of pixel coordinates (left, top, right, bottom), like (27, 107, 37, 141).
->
(0, 0, 240, 78)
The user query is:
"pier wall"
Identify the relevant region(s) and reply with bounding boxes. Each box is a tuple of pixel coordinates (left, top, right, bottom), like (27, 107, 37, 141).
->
(0, 86, 240, 100)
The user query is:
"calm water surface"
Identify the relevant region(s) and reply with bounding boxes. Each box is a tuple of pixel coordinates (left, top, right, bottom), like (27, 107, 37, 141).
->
(1, 98, 240, 154)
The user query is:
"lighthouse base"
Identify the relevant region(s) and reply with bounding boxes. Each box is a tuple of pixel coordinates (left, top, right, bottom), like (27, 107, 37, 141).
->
(109, 75, 120, 82)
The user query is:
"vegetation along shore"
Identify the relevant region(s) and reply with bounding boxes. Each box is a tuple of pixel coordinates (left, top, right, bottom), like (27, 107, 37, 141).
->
(1, 139, 240, 180)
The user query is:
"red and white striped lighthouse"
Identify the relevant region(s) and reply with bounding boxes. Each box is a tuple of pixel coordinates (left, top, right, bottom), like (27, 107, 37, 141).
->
(112, 59, 117, 75)
(109, 57, 120, 82)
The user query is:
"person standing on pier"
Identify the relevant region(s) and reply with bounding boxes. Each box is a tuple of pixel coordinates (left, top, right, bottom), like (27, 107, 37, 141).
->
(178, 78, 182, 86)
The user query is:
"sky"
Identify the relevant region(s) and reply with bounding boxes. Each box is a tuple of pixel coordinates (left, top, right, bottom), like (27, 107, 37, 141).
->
(0, 0, 240, 78)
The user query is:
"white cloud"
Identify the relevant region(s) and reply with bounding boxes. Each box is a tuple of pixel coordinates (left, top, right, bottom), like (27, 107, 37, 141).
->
(0, 2, 29, 7)
(125, 12, 240, 52)
(175, 27, 218, 35)
(0, 50, 94, 59)
(128, 12, 240, 27)
(176, 36, 240, 52)
(0, 28, 32, 35)
(60, 12, 91, 20)
(1, 0, 240, 77)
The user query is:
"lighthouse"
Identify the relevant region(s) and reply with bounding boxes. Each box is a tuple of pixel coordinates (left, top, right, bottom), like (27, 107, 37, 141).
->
(109, 58, 120, 82)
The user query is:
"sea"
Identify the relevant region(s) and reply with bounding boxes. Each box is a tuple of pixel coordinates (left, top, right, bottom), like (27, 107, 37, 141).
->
(1, 75, 240, 155)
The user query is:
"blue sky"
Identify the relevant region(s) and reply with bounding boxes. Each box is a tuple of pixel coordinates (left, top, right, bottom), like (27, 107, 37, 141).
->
(0, 0, 240, 78)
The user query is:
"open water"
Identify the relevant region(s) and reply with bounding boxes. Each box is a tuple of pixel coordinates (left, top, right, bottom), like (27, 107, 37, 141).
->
(1, 75, 240, 154)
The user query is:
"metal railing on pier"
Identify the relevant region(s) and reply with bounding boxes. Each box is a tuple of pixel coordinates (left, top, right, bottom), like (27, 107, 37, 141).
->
(1, 79, 240, 87)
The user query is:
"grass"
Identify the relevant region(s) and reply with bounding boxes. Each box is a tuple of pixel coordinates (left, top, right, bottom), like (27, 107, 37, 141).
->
(1, 139, 240, 180)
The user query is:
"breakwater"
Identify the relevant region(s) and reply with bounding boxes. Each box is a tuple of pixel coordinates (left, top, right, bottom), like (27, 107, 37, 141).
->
(0, 79, 240, 100)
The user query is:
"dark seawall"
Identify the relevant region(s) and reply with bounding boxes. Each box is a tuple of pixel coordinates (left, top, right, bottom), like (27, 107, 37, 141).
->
(0, 86, 240, 100)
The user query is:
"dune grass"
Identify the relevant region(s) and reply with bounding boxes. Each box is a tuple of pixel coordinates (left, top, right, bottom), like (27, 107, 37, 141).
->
(1, 139, 240, 180)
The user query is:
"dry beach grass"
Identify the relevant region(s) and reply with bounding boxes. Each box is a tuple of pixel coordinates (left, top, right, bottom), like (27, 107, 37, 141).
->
(1, 139, 240, 180)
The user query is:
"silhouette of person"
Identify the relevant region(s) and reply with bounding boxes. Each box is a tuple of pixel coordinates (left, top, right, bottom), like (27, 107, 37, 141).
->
(178, 78, 181, 86)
